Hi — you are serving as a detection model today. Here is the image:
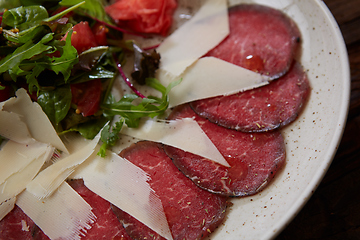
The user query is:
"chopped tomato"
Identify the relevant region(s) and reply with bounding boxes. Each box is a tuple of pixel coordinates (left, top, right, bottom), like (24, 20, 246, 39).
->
(92, 22, 108, 46)
(105, 0, 177, 35)
(65, 21, 98, 54)
(71, 79, 102, 117)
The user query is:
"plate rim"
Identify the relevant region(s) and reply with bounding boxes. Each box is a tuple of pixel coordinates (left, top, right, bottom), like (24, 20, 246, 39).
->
(267, 1, 351, 239)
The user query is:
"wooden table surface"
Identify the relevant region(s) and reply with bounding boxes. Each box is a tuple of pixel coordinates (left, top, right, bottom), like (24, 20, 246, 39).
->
(276, 0, 360, 239)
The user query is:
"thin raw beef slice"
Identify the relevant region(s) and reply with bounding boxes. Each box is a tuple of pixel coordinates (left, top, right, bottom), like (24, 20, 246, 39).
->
(190, 62, 310, 132)
(165, 104, 286, 197)
(0, 180, 132, 240)
(205, 4, 301, 79)
(117, 141, 228, 240)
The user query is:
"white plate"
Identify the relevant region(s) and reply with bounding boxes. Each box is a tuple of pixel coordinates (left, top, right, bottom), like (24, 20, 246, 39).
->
(0, 1, 349, 239)
(204, 0, 350, 239)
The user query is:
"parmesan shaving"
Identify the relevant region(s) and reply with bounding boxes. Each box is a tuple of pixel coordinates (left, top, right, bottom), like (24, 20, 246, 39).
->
(0, 197, 15, 221)
(168, 57, 270, 107)
(61, 132, 91, 154)
(0, 111, 35, 144)
(0, 141, 52, 185)
(16, 182, 96, 240)
(71, 149, 173, 240)
(0, 144, 53, 220)
(1, 88, 68, 153)
(156, 0, 229, 82)
(26, 133, 100, 199)
(21, 219, 30, 232)
(121, 118, 230, 167)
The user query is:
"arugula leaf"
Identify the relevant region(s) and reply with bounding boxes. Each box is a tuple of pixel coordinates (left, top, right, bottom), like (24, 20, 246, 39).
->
(0, 27, 77, 93)
(1, 2, 81, 45)
(44, 31, 78, 81)
(2, 24, 52, 44)
(37, 85, 72, 130)
(97, 78, 181, 156)
(146, 77, 180, 99)
(0, 32, 54, 79)
(25, 64, 44, 93)
(102, 78, 181, 122)
(98, 118, 125, 157)
(19, 30, 78, 90)
(1, 2, 181, 160)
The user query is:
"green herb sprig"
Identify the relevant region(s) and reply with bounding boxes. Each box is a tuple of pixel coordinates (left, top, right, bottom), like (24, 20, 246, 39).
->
(98, 77, 181, 157)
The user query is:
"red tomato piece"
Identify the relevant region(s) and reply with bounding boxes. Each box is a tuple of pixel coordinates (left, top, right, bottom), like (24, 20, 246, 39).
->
(92, 22, 108, 46)
(71, 79, 102, 117)
(105, 0, 177, 35)
(66, 21, 98, 54)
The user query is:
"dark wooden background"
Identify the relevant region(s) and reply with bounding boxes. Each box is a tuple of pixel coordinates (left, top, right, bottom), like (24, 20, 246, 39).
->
(276, 0, 360, 239)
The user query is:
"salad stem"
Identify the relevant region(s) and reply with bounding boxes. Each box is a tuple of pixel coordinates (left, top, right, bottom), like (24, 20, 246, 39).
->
(44, 1, 86, 22)
(115, 61, 146, 99)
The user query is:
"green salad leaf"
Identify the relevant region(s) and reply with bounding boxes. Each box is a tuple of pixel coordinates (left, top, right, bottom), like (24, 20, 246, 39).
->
(0, 3, 82, 93)
(0, 0, 21, 12)
(0, 1, 180, 157)
(98, 118, 124, 157)
(60, 0, 113, 25)
(0, 30, 78, 93)
(76, 117, 110, 139)
(38, 31, 79, 81)
(37, 86, 72, 130)
(0, 32, 54, 79)
(2, 5, 49, 30)
(3, 24, 52, 44)
(98, 78, 181, 157)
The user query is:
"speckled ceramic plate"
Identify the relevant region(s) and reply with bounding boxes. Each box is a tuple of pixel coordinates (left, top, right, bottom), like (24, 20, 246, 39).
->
(102, 0, 350, 239)
(201, 0, 350, 239)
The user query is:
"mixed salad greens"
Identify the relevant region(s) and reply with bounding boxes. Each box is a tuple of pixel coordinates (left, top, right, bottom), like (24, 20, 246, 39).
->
(0, 0, 180, 156)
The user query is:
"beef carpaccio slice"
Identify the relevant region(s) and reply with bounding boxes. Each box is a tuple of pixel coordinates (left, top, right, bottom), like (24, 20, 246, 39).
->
(164, 104, 286, 197)
(0, 205, 39, 240)
(0, 180, 132, 240)
(190, 62, 310, 132)
(111, 205, 166, 240)
(205, 4, 301, 79)
(119, 141, 227, 240)
(67, 179, 132, 240)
